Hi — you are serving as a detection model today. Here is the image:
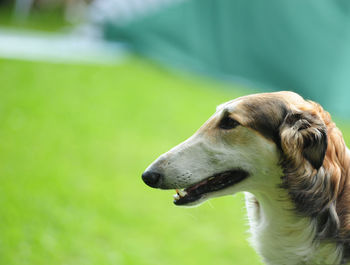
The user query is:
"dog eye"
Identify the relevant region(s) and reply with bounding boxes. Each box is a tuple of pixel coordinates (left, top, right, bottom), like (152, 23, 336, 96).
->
(219, 116, 240, 130)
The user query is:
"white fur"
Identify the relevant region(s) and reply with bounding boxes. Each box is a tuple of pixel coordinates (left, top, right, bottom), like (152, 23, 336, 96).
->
(245, 192, 342, 265)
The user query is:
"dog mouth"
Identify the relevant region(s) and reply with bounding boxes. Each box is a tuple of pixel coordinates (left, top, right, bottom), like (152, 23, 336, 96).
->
(173, 169, 249, 205)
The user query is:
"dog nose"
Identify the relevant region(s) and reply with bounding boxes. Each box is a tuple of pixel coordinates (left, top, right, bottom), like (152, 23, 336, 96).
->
(142, 171, 162, 188)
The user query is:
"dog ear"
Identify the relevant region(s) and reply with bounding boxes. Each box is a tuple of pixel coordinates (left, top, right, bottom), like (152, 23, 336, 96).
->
(280, 112, 328, 169)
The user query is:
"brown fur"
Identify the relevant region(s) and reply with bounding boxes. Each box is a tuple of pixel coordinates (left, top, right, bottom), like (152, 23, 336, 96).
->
(314, 102, 350, 238)
(233, 92, 350, 261)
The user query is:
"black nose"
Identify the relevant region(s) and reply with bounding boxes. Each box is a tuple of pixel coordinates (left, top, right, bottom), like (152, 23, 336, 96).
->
(142, 171, 162, 188)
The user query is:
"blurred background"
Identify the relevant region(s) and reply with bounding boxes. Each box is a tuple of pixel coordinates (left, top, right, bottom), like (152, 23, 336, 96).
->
(0, 1, 349, 265)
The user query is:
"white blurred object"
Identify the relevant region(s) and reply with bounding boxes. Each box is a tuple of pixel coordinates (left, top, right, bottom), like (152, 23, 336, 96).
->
(13, 0, 184, 24)
(64, 0, 90, 23)
(6, 0, 186, 64)
(89, 0, 186, 25)
(0, 28, 127, 64)
(14, 0, 34, 20)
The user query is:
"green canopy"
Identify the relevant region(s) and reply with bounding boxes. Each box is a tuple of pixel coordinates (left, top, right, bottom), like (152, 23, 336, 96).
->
(102, 0, 350, 119)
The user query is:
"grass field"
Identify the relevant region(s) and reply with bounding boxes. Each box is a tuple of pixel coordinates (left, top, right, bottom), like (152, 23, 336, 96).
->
(0, 57, 349, 265)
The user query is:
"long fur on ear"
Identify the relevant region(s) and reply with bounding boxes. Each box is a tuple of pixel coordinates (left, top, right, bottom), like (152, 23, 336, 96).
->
(280, 112, 328, 170)
(279, 110, 339, 240)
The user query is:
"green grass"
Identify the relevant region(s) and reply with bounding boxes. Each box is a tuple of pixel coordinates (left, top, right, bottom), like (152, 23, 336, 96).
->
(0, 57, 349, 265)
(0, 58, 262, 265)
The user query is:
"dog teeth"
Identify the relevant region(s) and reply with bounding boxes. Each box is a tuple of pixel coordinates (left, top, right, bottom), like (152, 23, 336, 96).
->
(173, 189, 187, 200)
(178, 189, 187, 197)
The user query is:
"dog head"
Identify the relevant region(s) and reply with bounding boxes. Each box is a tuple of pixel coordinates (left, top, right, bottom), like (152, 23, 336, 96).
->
(142, 91, 328, 206)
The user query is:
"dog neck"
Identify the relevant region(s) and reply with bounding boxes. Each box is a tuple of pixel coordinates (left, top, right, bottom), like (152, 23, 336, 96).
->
(245, 189, 344, 265)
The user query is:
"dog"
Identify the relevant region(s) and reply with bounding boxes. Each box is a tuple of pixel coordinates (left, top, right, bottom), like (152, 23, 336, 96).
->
(141, 91, 350, 265)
